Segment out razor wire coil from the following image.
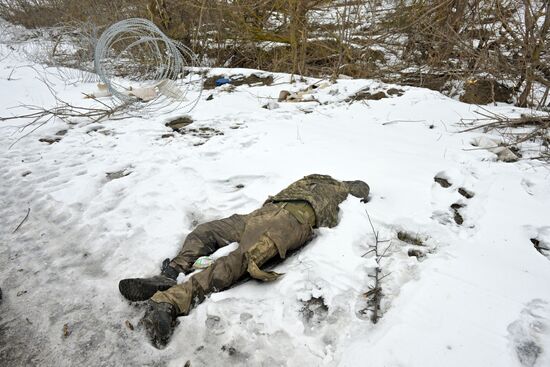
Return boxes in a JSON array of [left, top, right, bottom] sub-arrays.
[[94, 18, 202, 111]]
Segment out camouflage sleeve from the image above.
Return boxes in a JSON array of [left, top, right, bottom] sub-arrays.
[[343, 180, 370, 202]]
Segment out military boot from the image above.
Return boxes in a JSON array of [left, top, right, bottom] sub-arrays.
[[141, 300, 178, 349], [119, 259, 179, 302]]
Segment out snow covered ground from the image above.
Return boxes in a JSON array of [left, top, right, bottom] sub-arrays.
[[1, 38, 550, 367]]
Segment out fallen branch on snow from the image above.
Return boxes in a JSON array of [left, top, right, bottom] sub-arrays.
[[0, 77, 132, 149], [459, 107, 550, 162], [13, 207, 30, 233]]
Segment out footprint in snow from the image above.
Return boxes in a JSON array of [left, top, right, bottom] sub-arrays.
[[397, 230, 433, 261], [432, 172, 476, 226], [300, 295, 329, 332], [528, 227, 550, 261], [507, 299, 550, 367]]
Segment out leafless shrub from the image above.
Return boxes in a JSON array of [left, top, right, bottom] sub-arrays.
[[0, 0, 147, 29], [361, 208, 392, 324], [373, 1, 550, 107]]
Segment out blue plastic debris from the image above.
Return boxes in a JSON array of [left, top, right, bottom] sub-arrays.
[[215, 78, 231, 87]]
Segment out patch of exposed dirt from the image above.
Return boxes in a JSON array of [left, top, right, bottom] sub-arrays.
[[434, 176, 452, 188], [460, 79, 513, 105], [408, 248, 426, 260], [450, 203, 464, 225], [347, 87, 404, 102], [203, 74, 225, 89], [38, 137, 61, 144], [184, 127, 224, 139], [220, 344, 250, 361], [166, 116, 193, 131], [106, 169, 131, 181], [347, 89, 387, 101], [531, 238, 549, 257], [221, 345, 237, 356], [231, 74, 274, 87], [300, 296, 328, 327], [396, 72, 449, 91], [458, 187, 474, 199], [397, 231, 424, 246], [203, 73, 273, 90], [386, 88, 404, 96]]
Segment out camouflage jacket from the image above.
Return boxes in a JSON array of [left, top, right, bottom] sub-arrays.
[[265, 174, 370, 228]]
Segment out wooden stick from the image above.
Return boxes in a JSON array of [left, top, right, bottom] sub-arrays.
[[13, 208, 30, 233]]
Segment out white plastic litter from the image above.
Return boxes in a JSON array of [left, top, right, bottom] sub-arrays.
[[83, 83, 112, 99], [471, 136, 519, 162]]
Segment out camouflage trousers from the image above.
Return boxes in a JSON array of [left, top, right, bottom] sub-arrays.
[[151, 202, 315, 315]]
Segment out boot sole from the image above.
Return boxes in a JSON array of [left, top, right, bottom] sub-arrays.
[[119, 278, 175, 302]]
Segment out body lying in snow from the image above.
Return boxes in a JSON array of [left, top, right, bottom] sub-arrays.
[[118, 174, 370, 348]]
